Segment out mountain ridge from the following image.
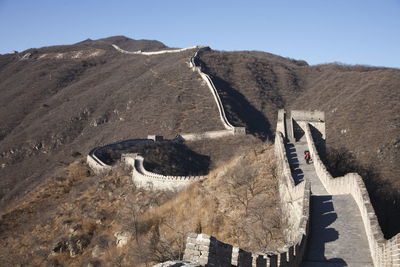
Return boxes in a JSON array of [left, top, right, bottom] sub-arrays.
[[0, 36, 399, 239]]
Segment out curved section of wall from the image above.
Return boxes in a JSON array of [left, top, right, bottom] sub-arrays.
[[122, 154, 204, 191], [303, 123, 400, 267], [87, 147, 112, 174], [111, 43, 245, 134]]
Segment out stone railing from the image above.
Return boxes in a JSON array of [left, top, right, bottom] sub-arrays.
[[303, 122, 400, 267], [183, 131, 311, 266], [111, 44, 203, 55], [274, 132, 311, 245], [122, 154, 204, 191]]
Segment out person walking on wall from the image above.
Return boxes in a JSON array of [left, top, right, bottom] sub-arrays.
[[304, 150, 312, 164]]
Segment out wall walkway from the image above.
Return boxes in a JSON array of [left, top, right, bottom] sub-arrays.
[[290, 136, 373, 266], [302, 122, 400, 267], [89, 42, 400, 266]]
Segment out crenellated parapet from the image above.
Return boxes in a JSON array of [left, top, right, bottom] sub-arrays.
[[122, 153, 204, 191], [303, 122, 400, 267]]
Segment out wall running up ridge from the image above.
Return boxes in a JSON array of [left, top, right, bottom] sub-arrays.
[[87, 45, 246, 179], [112, 44, 203, 55], [302, 122, 400, 267], [189, 47, 245, 135]]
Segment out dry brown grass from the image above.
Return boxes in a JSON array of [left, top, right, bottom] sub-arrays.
[[0, 142, 282, 266], [128, 142, 284, 264]]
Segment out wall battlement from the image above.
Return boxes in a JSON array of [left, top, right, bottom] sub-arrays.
[[302, 122, 400, 267], [182, 115, 311, 266], [122, 154, 204, 190]]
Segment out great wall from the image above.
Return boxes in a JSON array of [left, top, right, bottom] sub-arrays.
[[86, 45, 400, 266]]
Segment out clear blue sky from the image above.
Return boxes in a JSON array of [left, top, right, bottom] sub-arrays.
[[1, 0, 399, 68]]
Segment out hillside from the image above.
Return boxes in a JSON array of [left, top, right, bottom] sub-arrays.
[[0, 142, 282, 266], [199, 50, 400, 237], [0, 37, 222, 211], [0, 35, 399, 267]]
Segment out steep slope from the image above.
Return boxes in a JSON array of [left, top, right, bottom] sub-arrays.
[[0, 141, 282, 266], [198, 50, 307, 140], [0, 36, 222, 211], [199, 50, 400, 237]]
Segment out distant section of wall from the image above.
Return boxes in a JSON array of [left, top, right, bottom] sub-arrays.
[[291, 110, 324, 122], [111, 43, 246, 136], [86, 45, 246, 189], [303, 122, 400, 267], [122, 154, 204, 191], [112, 44, 204, 55], [180, 130, 235, 141], [190, 47, 246, 135]]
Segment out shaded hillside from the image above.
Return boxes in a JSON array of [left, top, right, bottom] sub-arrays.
[[105, 142, 211, 176], [0, 36, 222, 211], [292, 64, 400, 238], [199, 50, 400, 237], [198, 50, 307, 140]]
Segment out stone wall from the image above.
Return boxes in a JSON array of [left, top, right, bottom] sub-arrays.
[[291, 110, 325, 139], [180, 130, 235, 141], [190, 47, 245, 135], [112, 44, 204, 55], [122, 154, 204, 191], [276, 109, 286, 136], [183, 230, 307, 267], [303, 122, 400, 267], [275, 132, 311, 244], [280, 109, 325, 141], [181, 130, 311, 267], [87, 148, 112, 174]]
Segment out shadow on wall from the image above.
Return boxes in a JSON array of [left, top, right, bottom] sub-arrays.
[[285, 143, 304, 185], [309, 124, 326, 157], [208, 75, 272, 141], [100, 141, 211, 176], [305, 195, 347, 266], [312, 128, 400, 239]]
